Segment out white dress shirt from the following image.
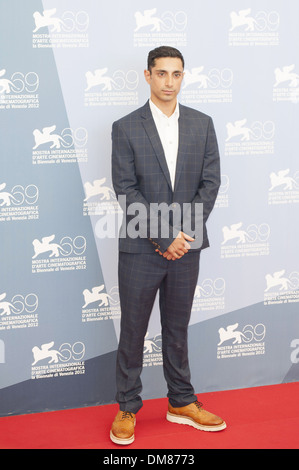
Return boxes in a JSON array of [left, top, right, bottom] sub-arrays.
[[149, 99, 179, 190]]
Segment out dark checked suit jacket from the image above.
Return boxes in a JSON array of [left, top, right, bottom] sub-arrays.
[[111, 100, 220, 254]]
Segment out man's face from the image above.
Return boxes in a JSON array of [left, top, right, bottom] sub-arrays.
[[144, 57, 184, 108]]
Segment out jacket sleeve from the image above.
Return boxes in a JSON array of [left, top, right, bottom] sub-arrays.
[[182, 117, 221, 249]]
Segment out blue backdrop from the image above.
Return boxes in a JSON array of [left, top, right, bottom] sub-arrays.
[[0, 0, 298, 416]]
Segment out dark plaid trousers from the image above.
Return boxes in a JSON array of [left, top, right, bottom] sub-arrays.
[[116, 250, 200, 413]]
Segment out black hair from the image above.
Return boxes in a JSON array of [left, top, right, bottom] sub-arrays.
[[147, 46, 184, 71]]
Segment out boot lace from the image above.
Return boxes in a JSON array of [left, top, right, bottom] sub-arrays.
[[194, 400, 203, 410], [121, 411, 134, 420]]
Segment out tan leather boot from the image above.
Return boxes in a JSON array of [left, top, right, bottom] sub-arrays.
[[167, 400, 226, 432], [110, 410, 136, 445]]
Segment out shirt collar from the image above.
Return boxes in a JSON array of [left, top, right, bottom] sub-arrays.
[[149, 99, 180, 120]]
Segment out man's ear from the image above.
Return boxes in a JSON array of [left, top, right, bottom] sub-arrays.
[[144, 69, 151, 84]]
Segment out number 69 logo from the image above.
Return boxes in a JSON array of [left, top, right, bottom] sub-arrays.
[[10, 72, 39, 93]]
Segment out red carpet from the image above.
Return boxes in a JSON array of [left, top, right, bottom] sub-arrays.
[[1, 382, 298, 449]]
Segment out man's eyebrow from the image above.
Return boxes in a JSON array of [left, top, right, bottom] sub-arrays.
[[155, 69, 183, 73]]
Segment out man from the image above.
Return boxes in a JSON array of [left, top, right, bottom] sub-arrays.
[[110, 46, 226, 445]]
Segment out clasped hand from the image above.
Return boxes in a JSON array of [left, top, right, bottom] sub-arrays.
[[155, 231, 194, 260]]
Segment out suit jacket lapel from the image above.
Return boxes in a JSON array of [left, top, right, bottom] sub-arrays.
[[141, 101, 172, 190], [174, 105, 189, 192]]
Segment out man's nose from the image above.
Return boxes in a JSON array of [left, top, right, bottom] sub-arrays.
[[165, 74, 173, 87]]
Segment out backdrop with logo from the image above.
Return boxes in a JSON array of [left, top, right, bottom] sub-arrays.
[[0, 0, 298, 416]]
